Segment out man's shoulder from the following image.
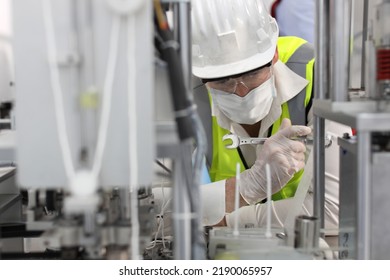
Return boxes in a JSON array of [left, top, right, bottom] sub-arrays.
[[277, 36, 314, 64]]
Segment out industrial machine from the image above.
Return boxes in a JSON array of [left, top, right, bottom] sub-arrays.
[[313, 0, 390, 259], [0, 0, 204, 260]]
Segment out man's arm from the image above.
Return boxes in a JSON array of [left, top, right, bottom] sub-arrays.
[[212, 177, 249, 226], [225, 177, 249, 212]]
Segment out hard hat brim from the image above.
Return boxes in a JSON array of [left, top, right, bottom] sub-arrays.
[[193, 36, 277, 79]]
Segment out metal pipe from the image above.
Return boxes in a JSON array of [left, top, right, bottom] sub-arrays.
[[357, 131, 371, 259], [315, 0, 329, 100], [313, 118, 325, 232], [174, 1, 206, 259], [173, 142, 193, 260], [173, 2, 192, 92], [361, 0, 369, 90], [330, 0, 352, 102], [314, 0, 329, 234]]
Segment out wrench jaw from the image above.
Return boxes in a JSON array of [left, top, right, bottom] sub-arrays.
[[222, 134, 239, 149]]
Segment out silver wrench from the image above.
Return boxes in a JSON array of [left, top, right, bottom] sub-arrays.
[[222, 133, 314, 149], [222, 134, 268, 149]]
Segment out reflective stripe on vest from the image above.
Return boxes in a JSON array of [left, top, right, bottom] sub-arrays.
[[209, 36, 314, 202]]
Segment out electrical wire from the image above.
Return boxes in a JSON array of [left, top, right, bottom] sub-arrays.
[[153, 0, 169, 30], [91, 16, 121, 178], [148, 159, 172, 251], [148, 201, 172, 250], [155, 159, 172, 174]]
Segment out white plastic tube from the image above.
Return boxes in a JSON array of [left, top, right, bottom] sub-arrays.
[[265, 163, 272, 238], [233, 162, 240, 236]]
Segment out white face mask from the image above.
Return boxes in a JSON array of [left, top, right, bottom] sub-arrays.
[[209, 75, 276, 125]]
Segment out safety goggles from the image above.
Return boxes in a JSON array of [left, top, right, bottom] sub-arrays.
[[203, 62, 272, 94]]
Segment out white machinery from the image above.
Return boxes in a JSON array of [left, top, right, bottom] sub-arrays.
[[4, 0, 156, 259], [0, 0, 208, 260]]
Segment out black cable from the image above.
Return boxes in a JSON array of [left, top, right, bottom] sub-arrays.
[[154, 22, 196, 141]]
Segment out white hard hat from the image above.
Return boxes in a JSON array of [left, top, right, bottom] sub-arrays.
[[191, 0, 279, 79]]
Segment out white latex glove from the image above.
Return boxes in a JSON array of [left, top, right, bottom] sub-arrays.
[[240, 118, 311, 204]]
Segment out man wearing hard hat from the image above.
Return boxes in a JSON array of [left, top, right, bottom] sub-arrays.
[[193, 0, 341, 235]]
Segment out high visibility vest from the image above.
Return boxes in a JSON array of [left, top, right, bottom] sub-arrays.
[[208, 36, 315, 202]]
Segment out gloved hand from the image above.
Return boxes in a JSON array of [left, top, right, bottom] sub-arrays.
[[240, 118, 311, 204]]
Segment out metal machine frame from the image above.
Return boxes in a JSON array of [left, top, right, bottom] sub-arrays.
[[314, 0, 390, 259]]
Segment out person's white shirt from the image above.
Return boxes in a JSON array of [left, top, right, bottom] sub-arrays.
[[273, 0, 315, 44]]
